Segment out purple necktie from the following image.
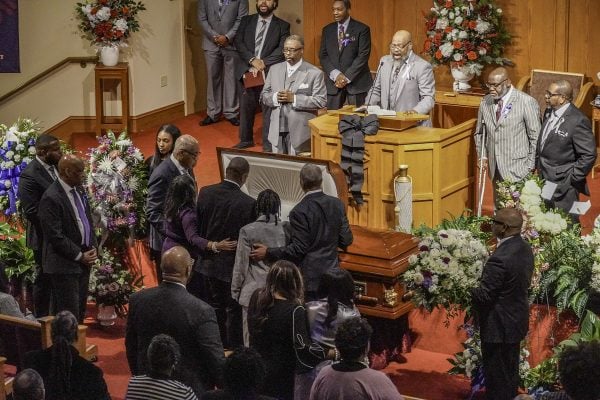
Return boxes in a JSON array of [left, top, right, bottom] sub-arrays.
[[71, 188, 91, 247], [495, 99, 503, 121]]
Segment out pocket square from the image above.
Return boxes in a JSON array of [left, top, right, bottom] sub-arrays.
[[298, 83, 309, 89]]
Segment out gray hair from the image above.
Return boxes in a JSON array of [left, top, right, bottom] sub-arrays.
[[285, 34, 304, 47], [173, 134, 199, 153]]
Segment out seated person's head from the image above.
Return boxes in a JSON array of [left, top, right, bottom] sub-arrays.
[[335, 317, 373, 362], [558, 340, 600, 400], [224, 347, 266, 395], [147, 334, 180, 378], [317, 269, 355, 326], [52, 310, 78, 346], [265, 260, 304, 303], [13, 369, 45, 400]]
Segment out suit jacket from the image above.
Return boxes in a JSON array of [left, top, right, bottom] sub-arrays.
[[38, 181, 96, 275], [475, 88, 541, 181], [233, 13, 290, 80], [146, 158, 190, 252], [197, 0, 248, 51], [536, 103, 597, 197], [267, 191, 353, 291], [367, 53, 435, 115], [126, 282, 225, 396], [318, 18, 372, 95], [17, 158, 54, 251], [196, 180, 257, 282], [471, 235, 534, 343], [261, 60, 327, 148]]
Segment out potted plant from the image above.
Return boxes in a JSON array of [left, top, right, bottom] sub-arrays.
[[0, 222, 36, 307]]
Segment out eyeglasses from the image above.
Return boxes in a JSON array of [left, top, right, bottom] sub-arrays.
[[485, 78, 508, 89], [544, 91, 562, 98], [390, 41, 411, 50], [183, 149, 199, 158], [283, 47, 303, 53]]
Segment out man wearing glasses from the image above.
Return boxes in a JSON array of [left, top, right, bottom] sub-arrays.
[[475, 67, 541, 206], [260, 34, 326, 154], [471, 208, 533, 400], [536, 80, 596, 222], [364, 30, 435, 126]]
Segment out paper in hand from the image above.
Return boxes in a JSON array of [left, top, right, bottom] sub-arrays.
[[541, 181, 557, 200], [568, 200, 591, 215]]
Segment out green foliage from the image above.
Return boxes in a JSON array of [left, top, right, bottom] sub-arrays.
[[413, 210, 492, 243], [0, 222, 36, 284]]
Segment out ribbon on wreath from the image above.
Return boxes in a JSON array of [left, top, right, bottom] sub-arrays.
[[338, 114, 379, 205]]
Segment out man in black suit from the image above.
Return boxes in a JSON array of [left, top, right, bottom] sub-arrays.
[[471, 208, 534, 400], [38, 155, 97, 322], [146, 134, 199, 283], [18, 134, 62, 317], [196, 157, 256, 348], [251, 163, 353, 300], [232, 0, 290, 151], [126, 246, 225, 397], [319, 0, 372, 110], [536, 80, 597, 223]]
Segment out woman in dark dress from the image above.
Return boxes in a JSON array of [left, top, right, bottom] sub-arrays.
[[144, 124, 181, 177], [248, 261, 335, 400]]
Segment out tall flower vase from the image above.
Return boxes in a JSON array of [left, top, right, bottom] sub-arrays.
[[97, 304, 117, 326], [99, 46, 120, 67], [450, 66, 475, 92]]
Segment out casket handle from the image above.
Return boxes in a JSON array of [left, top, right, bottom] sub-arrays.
[[402, 291, 414, 302], [355, 294, 379, 306]]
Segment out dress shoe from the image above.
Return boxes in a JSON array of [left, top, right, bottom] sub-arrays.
[[232, 141, 254, 149], [226, 117, 240, 126], [200, 116, 217, 126]]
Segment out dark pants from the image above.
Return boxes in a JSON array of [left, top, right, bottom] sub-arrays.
[[238, 81, 272, 151], [32, 249, 52, 317], [50, 271, 90, 323], [481, 341, 520, 400], [326, 90, 367, 110], [150, 248, 163, 283], [202, 275, 242, 349]]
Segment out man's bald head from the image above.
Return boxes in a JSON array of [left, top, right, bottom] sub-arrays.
[[392, 30, 411, 43], [493, 208, 523, 237], [486, 67, 511, 99], [488, 67, 509, 81], [300, 164, 323, 192], [225, 157, 250, 185], [390, 30, 413, 60], [57, 154, 85, 187], [161, 246, 193, 284]]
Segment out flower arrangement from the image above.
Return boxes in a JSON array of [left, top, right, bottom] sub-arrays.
[[423, 0, 511, 76], [75, 0, 146, 47], [0, 222, 36, 285], [88, 251, 142, 314], [87, 130, 148, 245], [404, 227, 489, 321], [0, 118, 40, 215]]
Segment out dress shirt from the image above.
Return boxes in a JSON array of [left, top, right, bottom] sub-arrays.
[[170, 154, 190, 176], [329, 17, 352, 83], [303, 188, 323, 198], [223, 178, 241, 188], [36, 156, 57, 179], [254, 14, 273, 59], [271, 60, 303, 107], [540, 102, 569, 149], [496, 85, 514, 119], [57, 177, 85, 260], [496, 234, 517, 247]]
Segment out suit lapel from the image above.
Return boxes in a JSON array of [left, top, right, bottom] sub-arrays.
[[248, 15, 259, 53], [288, 63, 307, 92], [33, 159, 54, 185], [56, 183, 79, 229]]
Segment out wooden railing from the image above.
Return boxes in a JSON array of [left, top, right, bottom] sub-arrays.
[[0, 56, 98, 105]]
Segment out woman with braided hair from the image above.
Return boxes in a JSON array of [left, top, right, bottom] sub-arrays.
[[231, 189, 290, 346], [24, 310, 110, 400]]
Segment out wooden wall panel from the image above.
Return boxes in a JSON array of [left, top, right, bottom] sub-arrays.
[[304, 0, 600, 90]]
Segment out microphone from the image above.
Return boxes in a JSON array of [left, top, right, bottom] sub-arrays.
[[362, 61, 384, 114]]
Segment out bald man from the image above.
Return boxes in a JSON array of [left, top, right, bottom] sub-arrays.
[[471, 208, 534, 400], [476, 67, 541, 205], [366, 30, 435, 125], [126, 246, 225, 397], [38, 154, 97, 322]]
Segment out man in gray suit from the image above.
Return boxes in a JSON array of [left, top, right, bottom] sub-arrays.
[[476, 67, 541, 205], [260, 34, 327, 154], [198, 0, 248, 126], [366, 30, 435, 126]]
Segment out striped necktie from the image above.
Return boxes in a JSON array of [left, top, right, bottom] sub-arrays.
[[338, 24, 345, 51], [255, 20, 267, 57]]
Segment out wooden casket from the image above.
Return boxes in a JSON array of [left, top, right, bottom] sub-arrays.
[[217, 148, 418, 319]]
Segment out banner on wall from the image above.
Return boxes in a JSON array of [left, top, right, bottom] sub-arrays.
[[0, 0, 20, 73]]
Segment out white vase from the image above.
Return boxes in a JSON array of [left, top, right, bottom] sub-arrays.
[[97, 304, 117, 326], [99, 46, 120, 67], [450, 66, 475, 92]]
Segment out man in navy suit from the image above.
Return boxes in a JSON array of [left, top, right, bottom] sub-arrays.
[[471, 208, 534, 400], [232, 0, 290, 151], [18, 134, 62, 317], [536, 80, 597, 223], [38, 155, 97, 322], [319, 0, 372, 110]]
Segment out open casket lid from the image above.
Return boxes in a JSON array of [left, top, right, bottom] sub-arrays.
[[216, 148, 349, 221]]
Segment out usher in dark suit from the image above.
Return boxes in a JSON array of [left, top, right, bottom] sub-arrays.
[[267, 191, 353, 295], [536, 103, 597, 221], [471, 235, 533, 400], [196, 180, 256, 348], [233, 13, 290, 150], [17, 158, 54, 316], [38, 180, 96, 322], [126, 282, 225, 397], [319, 17, 372, 109]]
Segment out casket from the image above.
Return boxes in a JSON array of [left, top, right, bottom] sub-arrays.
[[217, 148, 418, 319]]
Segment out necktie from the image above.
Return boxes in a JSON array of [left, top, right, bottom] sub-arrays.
[[540, 112, 558, 149], [48, 166, 57, 180], [392, 65, 401, 84], [338, 24, 345, 51], [71, 188, 91, 247], [255, 20, 267, 57], [495, 99, 503, 121]]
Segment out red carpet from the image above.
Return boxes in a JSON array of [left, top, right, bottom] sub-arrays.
[[73, 111, 599, 400]]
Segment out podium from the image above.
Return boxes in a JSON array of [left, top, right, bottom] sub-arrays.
[[310, 107, 478, 229]]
